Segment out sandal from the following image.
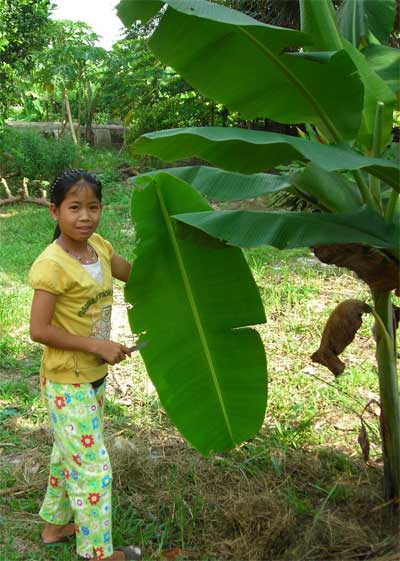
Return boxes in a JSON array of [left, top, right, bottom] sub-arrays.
[[115, 545, 142, 560], [42, 522, 76, 545]]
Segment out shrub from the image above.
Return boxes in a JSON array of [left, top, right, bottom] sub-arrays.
[[0, 127, 80, 180]]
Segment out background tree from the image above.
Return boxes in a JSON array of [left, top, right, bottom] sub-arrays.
[[99, 38, 228, 143], [31, 20, 107, 143], [0, 0, 51, 121]]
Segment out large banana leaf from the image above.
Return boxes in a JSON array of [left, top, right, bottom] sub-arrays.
[[362, 45, 400, 97], [125, 172, 267, 455], [117, 0, 363, 141], [174, 206, 399, 249], [337, 0, 397, 46], [129, 166, 291, 201], [134, 127, 400, 190]]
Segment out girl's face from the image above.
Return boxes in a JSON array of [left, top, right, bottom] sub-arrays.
[[50, 183, 102, 243]]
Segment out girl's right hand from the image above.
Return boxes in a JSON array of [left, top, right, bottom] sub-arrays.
[[92, 340, 131, 365]]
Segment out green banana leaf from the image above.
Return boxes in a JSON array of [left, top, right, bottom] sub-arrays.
[[337, 0, 397, 46], [283, 45, 395, 151], [299, 0, 342, 52], [362, 45, 400, 97], [341, 39, 395, 151], [129, 166, 291, 201], [290, 162, 364, 213], [125, 172, 267, 455], [134, 127, 400, 190], [174, 206, 399, 249], [117, 0, 363, 141], [300, 0, 396, 149]]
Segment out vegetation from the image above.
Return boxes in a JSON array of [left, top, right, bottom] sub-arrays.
[[0, 0, 52, 120], [0, 0, 399, 558], [0, 148, 398, 559], [117, 0, 400, 508]]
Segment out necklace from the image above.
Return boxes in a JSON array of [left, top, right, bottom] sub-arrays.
[[57, 240, 97, 264]]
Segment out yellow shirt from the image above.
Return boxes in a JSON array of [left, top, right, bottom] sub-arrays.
[[28, 233, 114, 384]]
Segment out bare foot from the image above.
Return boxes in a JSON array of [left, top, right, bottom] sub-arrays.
[[41, 521, 77, 544]]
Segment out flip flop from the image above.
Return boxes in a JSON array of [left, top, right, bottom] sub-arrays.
[[115, 545, 142, 560]]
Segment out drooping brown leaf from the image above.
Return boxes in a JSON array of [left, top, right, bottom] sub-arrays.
[[358, 422, 370, 462], [313, 244, 400, 295], [311, 299, 371, 375]]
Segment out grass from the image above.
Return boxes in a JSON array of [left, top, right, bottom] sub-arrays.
[[0, 148, 399, 561]]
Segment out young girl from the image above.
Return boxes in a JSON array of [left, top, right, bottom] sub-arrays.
[[29, 169, 142, 561]]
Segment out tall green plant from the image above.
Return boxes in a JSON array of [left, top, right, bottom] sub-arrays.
[[118, 0, 400, 506]]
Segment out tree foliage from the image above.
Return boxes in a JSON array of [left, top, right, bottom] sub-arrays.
[[0, 0, 51, 119]]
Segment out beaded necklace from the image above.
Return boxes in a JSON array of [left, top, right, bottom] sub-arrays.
[[56, 240, 97, 264]]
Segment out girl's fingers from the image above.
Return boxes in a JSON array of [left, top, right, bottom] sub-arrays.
[[121, 344, 131, 356]]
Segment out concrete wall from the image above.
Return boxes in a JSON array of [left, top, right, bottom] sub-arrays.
[[5, 121, 127, 148]]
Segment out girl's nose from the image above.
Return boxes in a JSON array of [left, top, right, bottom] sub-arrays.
[[79, 209, 91, 220]]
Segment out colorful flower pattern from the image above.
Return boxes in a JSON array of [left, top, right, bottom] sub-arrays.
[[39, 379, 114, 559]]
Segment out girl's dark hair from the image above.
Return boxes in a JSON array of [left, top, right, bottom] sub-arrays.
[[50, 168, 102, 241]]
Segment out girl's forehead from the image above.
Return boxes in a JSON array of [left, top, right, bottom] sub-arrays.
[[64, 182, 99, 201]]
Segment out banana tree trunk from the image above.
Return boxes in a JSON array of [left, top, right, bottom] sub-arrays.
[[372, 290, 400, 510]]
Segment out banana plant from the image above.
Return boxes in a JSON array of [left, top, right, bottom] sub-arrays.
[[117, 0, 400, 506]]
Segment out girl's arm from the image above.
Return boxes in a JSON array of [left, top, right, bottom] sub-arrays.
[[30, 289, 130, 365], [111, 254, 132, 282]]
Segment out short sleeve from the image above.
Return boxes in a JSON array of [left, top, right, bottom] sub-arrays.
[[102, 237, 114, 260], [28, 259, 66, 295], [91, 233, 114, 260]]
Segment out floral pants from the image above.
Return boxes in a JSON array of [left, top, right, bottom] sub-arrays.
[[40, 377, 114, 559]]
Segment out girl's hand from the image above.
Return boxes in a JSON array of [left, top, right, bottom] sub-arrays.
[[93, 340, 132, 365]]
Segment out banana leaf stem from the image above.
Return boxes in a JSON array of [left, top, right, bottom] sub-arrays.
[[385, 190, 400, 222], [352, 169, 377, 209], [369, 102, 385, 212], [371, 291, 400, 510]]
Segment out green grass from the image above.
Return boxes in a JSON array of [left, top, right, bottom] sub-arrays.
[[0, 147, 398, 561]]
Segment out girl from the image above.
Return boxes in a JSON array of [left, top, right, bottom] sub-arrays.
[[29, 169, 142, 561]]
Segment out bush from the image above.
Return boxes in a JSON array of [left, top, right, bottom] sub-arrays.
[[0, 127, 80, 180]]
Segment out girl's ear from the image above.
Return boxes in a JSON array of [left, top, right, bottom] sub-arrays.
[[49, 203, 58, 220]]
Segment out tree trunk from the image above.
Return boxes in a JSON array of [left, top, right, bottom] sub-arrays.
[[62, 84, 78, 145], [76, 87, 81, 142], [372, 290, 400, 511], [85, 85, 99, 146]]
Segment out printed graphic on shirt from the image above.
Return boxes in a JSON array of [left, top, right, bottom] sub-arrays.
[[92, 305, 112, 340], [78, 289, 113, 317]]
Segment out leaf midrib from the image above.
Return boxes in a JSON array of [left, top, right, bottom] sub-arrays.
[[238, 25, 342, 143], [155, 181, 236, 446]]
